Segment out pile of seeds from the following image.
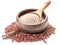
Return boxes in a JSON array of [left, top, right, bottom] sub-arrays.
[[2, 22, 55, 43]]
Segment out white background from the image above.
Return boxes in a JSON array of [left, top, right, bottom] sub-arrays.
[[0, 0, 60, 45]]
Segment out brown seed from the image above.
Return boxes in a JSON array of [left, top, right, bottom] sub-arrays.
[[2, 22, 55, 43]]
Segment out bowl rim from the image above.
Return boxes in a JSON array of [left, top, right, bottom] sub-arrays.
[[16, 9, 48, 26]]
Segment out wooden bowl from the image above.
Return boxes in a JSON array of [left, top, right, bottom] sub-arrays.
[[16, 9, 48, 33]]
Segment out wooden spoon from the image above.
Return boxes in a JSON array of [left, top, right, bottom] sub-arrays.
[[29, 0, 51, 22]]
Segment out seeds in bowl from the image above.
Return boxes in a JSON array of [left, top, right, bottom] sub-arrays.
[[19, 13, 43, 25]]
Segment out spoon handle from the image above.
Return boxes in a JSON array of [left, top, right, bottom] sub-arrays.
[[40, 0, 51, 11], [36, 0, 51, 14]]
